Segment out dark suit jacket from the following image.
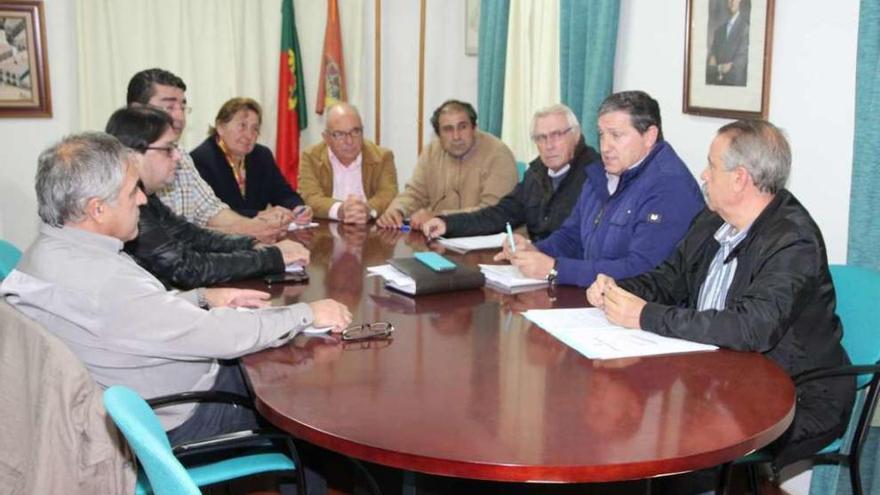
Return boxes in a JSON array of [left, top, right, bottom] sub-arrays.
[[191, 138, 304, 217], [442, 137, 599, 241], [706, 13, 749, 86]]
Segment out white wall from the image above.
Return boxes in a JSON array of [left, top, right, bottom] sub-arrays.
[[0, 0, 77, 248], [379, 0, 478, 183], [615, 0, 859, 263]]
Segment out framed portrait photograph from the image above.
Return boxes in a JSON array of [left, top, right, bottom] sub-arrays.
[[683, 0, 774, 119], [0, 0, 51, 118]]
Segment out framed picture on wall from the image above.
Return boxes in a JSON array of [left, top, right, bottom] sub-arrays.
[[0, 0, 51, 118], [683, 0, 774, 119]]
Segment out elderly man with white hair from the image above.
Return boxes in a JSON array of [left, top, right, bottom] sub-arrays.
[[421, 104, 599, 242]]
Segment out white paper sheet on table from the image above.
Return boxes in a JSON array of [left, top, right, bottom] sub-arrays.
[[285, 263, 305, 273], [521, 307, 717, 360], [435, 233, 505, 253], [288, 222, 319, 231], [366, 264, 416, 295], [479, 264, 547, 292]]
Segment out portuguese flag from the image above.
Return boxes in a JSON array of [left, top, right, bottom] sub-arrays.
[[275, 0, 308, 188]]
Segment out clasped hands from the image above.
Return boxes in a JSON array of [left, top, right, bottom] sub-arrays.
[[586, 274, 645, 329], [249, 205, 313, 243]]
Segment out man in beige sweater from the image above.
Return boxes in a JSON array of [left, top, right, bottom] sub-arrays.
[[377, 100, 518, 229]]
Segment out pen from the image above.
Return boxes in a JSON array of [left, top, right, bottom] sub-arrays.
[[506, 222, 516, 254]]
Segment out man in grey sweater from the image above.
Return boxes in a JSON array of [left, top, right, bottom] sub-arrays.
[[1, 132, 352, 443]]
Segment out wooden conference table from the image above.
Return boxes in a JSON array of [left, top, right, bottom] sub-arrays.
[[240, 220, 795, 484]]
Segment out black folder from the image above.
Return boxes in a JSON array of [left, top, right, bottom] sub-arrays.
[[386, 257, 486, 296]]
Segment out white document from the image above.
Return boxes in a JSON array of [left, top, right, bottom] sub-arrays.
[[435, 233, 506, 253], [285, 263, 305, 274], [288, 222, 319, 231], [479, 264, 547, 292], [366, 264, 416, 295], [522, 308, 718, 360]]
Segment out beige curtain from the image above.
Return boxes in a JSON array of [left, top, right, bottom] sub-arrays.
[[75, 0, 366, 153], [500, 0, 561, 163]]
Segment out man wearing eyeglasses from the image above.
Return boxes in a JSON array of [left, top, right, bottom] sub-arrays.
[[376, 99, 518, 230], [495, 91, 704, 288], [126, 68, 289, 243], [421, 104, 599, 242], [298, 103, 399, 224]]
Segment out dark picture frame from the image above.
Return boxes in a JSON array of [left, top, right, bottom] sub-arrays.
[[0, 0, 51, 118], [683, 0, 774, 119]]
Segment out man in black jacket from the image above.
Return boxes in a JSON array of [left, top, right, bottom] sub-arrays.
[[421, 104, 599, 241], [588, 120, 854, 490], [106, 106, 308, 289]]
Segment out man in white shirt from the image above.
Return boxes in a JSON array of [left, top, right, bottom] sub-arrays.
[[1, 132, 352, 443]]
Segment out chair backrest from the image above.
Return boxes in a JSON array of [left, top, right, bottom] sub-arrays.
[[830, 264, 880, 388], [0, 239, 21, 279], [516, 161, 527, 182], [103, 385, 200, 495]]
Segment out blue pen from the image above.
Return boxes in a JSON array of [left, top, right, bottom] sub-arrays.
[[505, 222, 516, 254]]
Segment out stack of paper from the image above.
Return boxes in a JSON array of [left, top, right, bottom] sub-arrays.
[[479, 264, 547, 293], [366, 264, 416, 295], [435, 233, 505, 253], [522, 308, 718, 360]]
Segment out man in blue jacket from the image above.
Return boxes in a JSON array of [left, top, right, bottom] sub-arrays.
[[496, 90, 704, 287]]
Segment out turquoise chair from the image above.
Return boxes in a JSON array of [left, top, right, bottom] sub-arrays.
[[103, 385, 303, 495], [717, 264, 880, 495], [516, 161, 528, 182], [0, 240, 21, 279]]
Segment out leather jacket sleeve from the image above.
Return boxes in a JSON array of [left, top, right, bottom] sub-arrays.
[[125, 195, 285, 290]]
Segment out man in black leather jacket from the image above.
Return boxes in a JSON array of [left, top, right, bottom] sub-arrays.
[[589, 120, 854, 487], [106, 106, 308, 289], [421, 104, 599, 242]]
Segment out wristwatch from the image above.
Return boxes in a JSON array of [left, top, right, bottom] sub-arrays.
[[546, 259, 559, 286]]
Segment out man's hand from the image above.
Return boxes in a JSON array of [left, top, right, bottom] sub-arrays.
[[274, 239, 310, 266], [291, 205, 313, 225], [339, 195, 369, 224], [376, 208, 405, 229], [242, 217, 287, 243], [602, 284, 646, 329], [586, 274, 616, 309], [492, 233, 536, 262], [204, 288, 271, 309], [409, 209, 433, 230], [509, 250, 555, 279], [257, 205, 295, 227], [421, 217, 447, 240], [308, 299, 353, 332]]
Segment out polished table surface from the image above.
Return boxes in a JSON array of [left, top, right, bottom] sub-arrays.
[[240, 221, 795, 483]]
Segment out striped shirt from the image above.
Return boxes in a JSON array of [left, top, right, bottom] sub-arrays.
[[697, 222, 750, 311]]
